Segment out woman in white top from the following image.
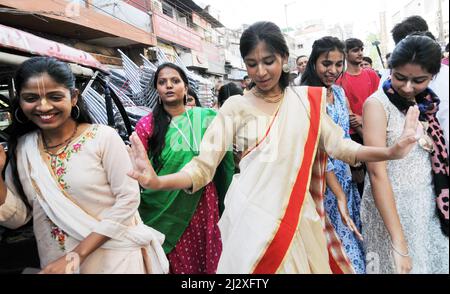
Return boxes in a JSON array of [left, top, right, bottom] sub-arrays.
[[362, 34, 449, 274]]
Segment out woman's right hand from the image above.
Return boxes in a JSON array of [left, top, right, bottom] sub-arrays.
[[127, 132, 160, 190], [391, 241, 413, 274], [392, 251, 413, 274]]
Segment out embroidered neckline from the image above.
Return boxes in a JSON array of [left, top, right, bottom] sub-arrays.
[[46, 125, 99, 190]]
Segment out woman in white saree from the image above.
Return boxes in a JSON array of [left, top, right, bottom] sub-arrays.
[[0, 57, 168, 274], [127, 22, 421, 274]]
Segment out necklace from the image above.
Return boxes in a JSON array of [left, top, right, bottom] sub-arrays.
[[170, 113, 199, 154], [43, 124, 79, 156], [252, 88, 284, 104]]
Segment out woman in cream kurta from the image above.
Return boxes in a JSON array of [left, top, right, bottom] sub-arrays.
[[0, 125, 165, 273]]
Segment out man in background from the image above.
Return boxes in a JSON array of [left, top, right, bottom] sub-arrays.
[[241, 75, 252, 91], [337, 38, 380, 194], [293, 55, 308, 86]]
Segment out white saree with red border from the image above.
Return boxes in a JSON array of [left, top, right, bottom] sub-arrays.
[[217, 86, 355, 274]]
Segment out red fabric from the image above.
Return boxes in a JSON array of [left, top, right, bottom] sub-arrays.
[[328, 252, 345, 274], [336, 68, 380, 116], [134, 113, 153, 151], [167, 183, 222, 274], [252, 87, 323, 274]]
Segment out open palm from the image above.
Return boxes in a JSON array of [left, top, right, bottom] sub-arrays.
[[127, 133, 159, 189], [391, 105, 420, 159]]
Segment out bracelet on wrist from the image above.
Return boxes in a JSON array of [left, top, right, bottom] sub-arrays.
[[390, 240, 410, 257]]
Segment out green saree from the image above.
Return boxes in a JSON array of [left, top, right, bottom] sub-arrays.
[[138, 107, 234, 254]]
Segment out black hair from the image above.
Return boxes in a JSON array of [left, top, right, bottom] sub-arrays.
[[301, 36, 346, 87], [446, 43, 449, 52], [240, 21, 290, 91], [389, 33, 442, 76], [187, 88, 201, 107], [345, 38, 364, 52], [391, 15, 430, 45], [218, 83, 243, 107], [149, 63, 189, 172], [362, 56, 373, 65], [8, 57, 92, 210], [243, 75, 249, 80], [296, 55, 308, 63]]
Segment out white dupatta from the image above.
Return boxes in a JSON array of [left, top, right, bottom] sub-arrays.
[[19, 132, 169, 274]]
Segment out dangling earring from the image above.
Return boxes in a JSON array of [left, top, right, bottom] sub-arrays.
[[282, 64, 290, 73], [158, 96, 162, 105], [14, 108, 28, 124], [71, 105, 80, 120]]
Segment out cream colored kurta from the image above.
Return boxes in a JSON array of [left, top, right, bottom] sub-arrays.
[[181, 87, 361, 274], [0, 125, 148, 273]]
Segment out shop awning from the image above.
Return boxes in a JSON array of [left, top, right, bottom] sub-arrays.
[[0, 23, 107, 72]]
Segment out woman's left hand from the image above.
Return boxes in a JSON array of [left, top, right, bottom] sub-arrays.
[[337, 198, 363, 241], [39, 253, 82, 274], [389, 105, 420, 159]]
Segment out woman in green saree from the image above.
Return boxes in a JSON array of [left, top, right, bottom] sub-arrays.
[[134, 63, 234, 274]]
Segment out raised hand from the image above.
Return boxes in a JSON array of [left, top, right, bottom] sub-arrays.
[[390, 105, 420, 160], [127, 132, 160, 190]]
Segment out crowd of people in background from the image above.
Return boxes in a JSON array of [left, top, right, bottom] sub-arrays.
[[0, 14, 448, 275]]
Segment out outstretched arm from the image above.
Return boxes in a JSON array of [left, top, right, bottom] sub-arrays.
[[356, 105, 420, 162], [320, 104, 420, 165], [128, 103, 235, 192]]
